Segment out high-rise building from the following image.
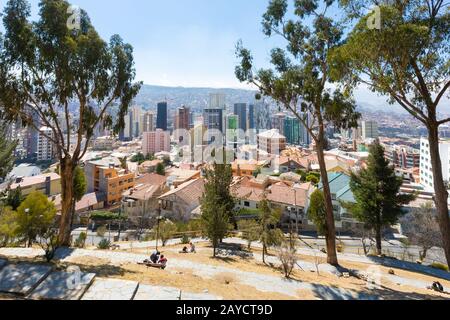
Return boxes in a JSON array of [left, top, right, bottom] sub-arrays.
[[419, 137, 450, 191], [226, 114, 239, 150], [271, 113, 286, 136], [37, 126, 54, 161], [130, 106, 142, 137], [157, 102, 168, 131], [175, 106, 191, 130], [234, 103, 247, 132], [141, 111, 155, 133], [209, 93, 226, 110], [359, 121, 379, 140], [142, 129, 171, 156], [255, 102, 271, 131], [284, 113, 311, 147], [203, 108, 223, 144], [248, 104, 255, 130]]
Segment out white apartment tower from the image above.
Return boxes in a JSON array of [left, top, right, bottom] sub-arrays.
[[37, 126, 54, 161], [419, 137, 450, 191]]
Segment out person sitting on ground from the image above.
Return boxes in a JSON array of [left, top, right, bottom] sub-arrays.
[[189, 242, 196, 253], [181, 246, 188, 253], [148, 250, 160, 264], [158, 255, 168, 269]]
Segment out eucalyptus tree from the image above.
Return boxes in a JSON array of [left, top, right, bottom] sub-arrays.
[[331, 0, 450, 267], [235, 0, 360, 265], [0, 0, 141, 245]]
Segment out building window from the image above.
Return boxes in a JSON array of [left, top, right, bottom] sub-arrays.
[[244, 201, 250, 207]]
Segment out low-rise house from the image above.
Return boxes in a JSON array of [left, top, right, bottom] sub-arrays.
[[6, 164, 41, 181], [6, 172, 61, 197], [121, 174, 168, 227], [52, 192, 105, 217], [138, 160, 164, 174], [158, 178, 205, 222], [165, 168, 201, 187]]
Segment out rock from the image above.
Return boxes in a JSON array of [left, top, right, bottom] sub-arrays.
[[388, 269, 395, 275]]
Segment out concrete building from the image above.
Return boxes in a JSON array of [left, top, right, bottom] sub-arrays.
[[359, 121, 379, 140], [175, 106, 191, 130], [37, 126, 54, 162], [84, 157, 135, 207], [384, 144, 420, 169], [209, 93, 226, 110], [420, 137, 450, 191], [203, 108, 223, 143], [8, 172, 61, 197], [257, 129, 286, 157], [141, 111, 155, 133], [142, 129, 171, 156], [271, 113, 286, 136], [234, 103, 247, 132]]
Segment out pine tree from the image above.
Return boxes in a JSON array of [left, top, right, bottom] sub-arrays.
[[346, 142, 416, 255], [0, 123, 17, 180]]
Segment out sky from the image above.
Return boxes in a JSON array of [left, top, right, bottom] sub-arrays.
[[1, 0, 441, 112]]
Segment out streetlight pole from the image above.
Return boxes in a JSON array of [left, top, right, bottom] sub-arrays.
[[155, 200, 162, 251]]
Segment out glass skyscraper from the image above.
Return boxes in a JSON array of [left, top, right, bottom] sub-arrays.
[[156, 102, 168, 131]]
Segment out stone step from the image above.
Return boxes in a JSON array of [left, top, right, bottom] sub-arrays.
[[29, 270, 96, 300], [0, 259, 7, 270], [0, 263, 52, 296], [81, 278, 139, 300]]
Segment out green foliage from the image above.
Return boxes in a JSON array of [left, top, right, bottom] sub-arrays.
[[345, 142, 416, 254], [258, 197, 283, 263], [0, 0, 141, 244], [308, 189, 328, 236], [90, 211, 125, 221], [97, 238, 111, 250], [306, 173, 320, 185], [430, 262, 449, 272], [295, 169, 307, 182], [73, 232, 87, 248], [131, 152, 155, 164], [4, 187, 25, 211], [181, 234, 190, 245], [238, 219, 260, 249], [0, 206, 19, 247], [73, 166, 87, 202], [235, 0, 362, 265], [201, 160, 235, 256], [16, 191, 57, 246], [155, 220, 177, 247], [0, 123, 17, 179], [156, 162, 165, 176], [37, 228, 59, 262]]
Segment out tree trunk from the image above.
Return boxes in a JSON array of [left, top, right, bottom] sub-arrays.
[[58, 158, 76, 246], [375, 226, 382, 256], [316, 142, 339, 266], [262, 243, 266, 264], [428, 124, 450, 269]]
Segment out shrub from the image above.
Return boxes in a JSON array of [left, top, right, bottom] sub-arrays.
[[74, 232, 87, 248], [96, 225, 107, 238], [430, 262, 449, 272], [97, 238, 111, 250], [181, 234, 190, 244]]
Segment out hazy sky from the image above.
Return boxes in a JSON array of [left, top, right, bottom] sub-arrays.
[[1, 0, 447, 113]]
